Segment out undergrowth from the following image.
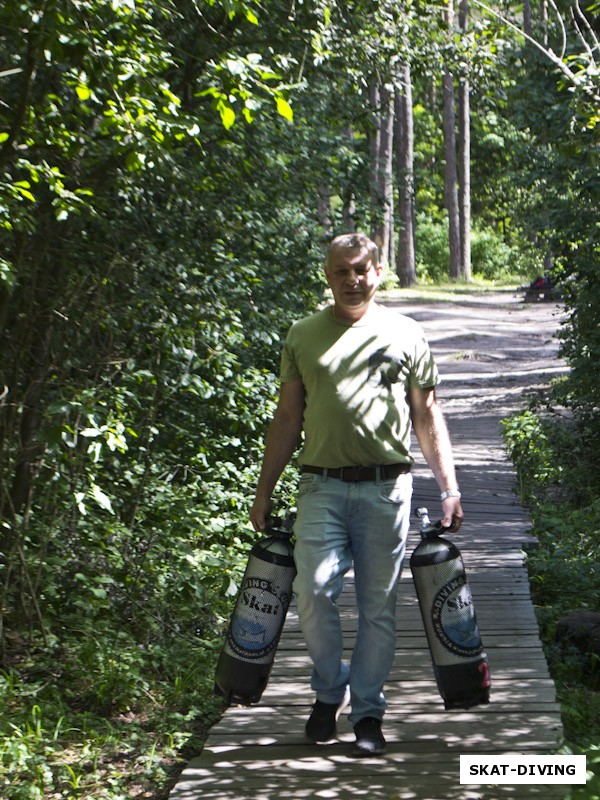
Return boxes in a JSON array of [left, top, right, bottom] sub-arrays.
[[502, 392, 600, 799], [0, 643, 226, 799]]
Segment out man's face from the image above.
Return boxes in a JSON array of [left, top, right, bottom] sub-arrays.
[[325, 246, 382, 323]]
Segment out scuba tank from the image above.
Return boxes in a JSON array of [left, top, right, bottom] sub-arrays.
[[214, 516, 296, 706], [410, 507, 491, 709]]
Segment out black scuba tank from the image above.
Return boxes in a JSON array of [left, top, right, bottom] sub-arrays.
[[410, 507, 491, 710], [214, 517, 296, 706]]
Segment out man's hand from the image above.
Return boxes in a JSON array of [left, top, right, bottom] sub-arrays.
[[442, 496, 464, 532], [250, 495, 273, 532]]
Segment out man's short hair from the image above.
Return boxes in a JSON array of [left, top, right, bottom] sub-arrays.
[[327, 233, 379, 267]]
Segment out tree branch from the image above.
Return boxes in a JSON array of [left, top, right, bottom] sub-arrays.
[[471, 0, 600, 103]]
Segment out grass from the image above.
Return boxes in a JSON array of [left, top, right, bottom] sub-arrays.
[[376, 271, 531, 300], [0, 639, 227, 799]]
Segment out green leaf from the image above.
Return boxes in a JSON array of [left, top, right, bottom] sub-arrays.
[[275, 97, 293, 122], [80, 427, 103, 438], [218, 102, 236, 130], [90, 484, 115, 515], [15, 185, 36, 202], [76, 84, 92, 101], [74, 492, 87, 515], [126, 151, 146, 171]]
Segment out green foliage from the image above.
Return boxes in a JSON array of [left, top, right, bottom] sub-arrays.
[[556, 266, 600, 461], [471, 228, 512, 280], [414, 216, 449, 281], [563, 741, 600, 800], [502, 402, 600, 755], [526, 500, 600, 621], [501, 39, 600, 462], [0, 2, 326, 796], [415, 216, 535, 282], [0, 659, 224, 799], [471, 227, 537, 279], [378, 262, 400, 291], [501, 410, 562, 500]]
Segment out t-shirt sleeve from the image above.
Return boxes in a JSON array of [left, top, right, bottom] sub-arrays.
[[409, 326, 440, 389], [280, 330, 301, 383]]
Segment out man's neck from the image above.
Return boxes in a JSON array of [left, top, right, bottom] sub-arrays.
[[332, 301, 379, 325]]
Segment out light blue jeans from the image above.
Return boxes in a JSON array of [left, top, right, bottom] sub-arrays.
[[293, 469, 412, 725]]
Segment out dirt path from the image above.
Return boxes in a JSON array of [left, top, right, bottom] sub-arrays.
[[385, 289, 567, 418]]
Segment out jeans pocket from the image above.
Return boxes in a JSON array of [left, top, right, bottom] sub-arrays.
[[297, 473, 320, 498], [378, 474, 412, 504]]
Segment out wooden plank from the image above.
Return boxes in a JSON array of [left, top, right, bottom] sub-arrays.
[[277, 636, 546, 650], [271, 650, 552, 670], [173, 772, 567, 800], [282, 607, 541, 629], [262, 679, 558, 701], [206, 707, 563, 737]]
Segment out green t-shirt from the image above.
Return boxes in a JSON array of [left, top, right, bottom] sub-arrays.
[[280, 304, 440, 468]]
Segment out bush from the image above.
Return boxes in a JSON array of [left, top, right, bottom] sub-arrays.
[[501, 409, 562, 500], [502, 402, 600, 752], [415, 215, 541, 281], [471, 227, 514, 279], [378, 261, 400, 290], [415, 216, 450, 281]]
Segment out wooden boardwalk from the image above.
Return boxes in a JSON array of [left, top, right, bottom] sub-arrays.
[[170, 292, 571, 800]]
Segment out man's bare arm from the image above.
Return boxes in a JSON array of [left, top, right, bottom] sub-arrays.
[[249, 379, 305, 531], [409, 386, 464, 531]]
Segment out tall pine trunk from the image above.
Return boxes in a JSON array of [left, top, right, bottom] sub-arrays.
[[369, 80, 395, 265], [443, 71, 461, 279], [342, 127, 356, 231], [395, 62, 416, 287], [442, 0, 462, 279], [523, 0, 532, 35], [317, 184, 332, 236], [458, 0, 471, 281]]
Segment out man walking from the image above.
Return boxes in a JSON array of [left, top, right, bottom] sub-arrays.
[[250, 233, 463, 756]]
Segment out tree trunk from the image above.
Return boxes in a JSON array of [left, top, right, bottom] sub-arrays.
[[369, 80, 395, 265], [395, 62, 416, 288], [381, 85, 395, 267], [458, 0, 472, 282], [443, 70, 461, 279], [442, 0, 462, 279], [317, 184, 332, 235], [342, 189, 356, 231], [368, 80, 381, 222], [342, 127, 356, 231], [10, 320, 53, 514], [523, 0, 532, 36]]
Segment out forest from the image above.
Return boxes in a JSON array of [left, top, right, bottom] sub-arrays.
[[0, 0, 599, 797]]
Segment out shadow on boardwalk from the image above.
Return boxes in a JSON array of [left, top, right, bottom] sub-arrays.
[[170, 291, 570, 800]]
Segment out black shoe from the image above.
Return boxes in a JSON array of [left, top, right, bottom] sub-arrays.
[[352, 716, 386, 757], [305, 687, 350, 742]]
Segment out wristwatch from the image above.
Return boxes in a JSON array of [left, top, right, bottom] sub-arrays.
[[440, 489, 461, 501]]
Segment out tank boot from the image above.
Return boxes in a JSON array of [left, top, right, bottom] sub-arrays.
[[305, 686, 350, 742], [352, 716, 386, 757]]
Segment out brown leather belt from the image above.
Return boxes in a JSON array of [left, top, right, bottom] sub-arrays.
[[301, 463, 411, 482]]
